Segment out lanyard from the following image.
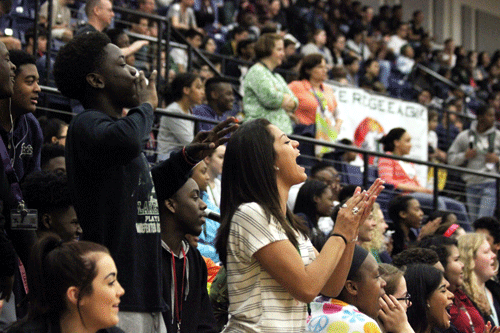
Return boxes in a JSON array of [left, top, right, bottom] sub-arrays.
[[172, 247, 186, 333]]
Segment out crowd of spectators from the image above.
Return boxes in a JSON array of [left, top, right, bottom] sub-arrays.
[[2, 1, 500, 333]]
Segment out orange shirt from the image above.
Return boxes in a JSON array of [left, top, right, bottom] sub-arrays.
[[288, 80, 338, 125]]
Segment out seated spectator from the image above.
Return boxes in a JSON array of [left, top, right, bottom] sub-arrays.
[[21, 171, 81, 242], [293, 179, 333, 250], [361, 203, 391, 263], [204, 144, 225, 208], [409, 10, 426, 42], [458, 233, 500, 326], [168, 0, 204, 34], [427, 210, 466, 239], [305, 246, 386, 333], [200, 36, 217, 55], [224, 38, 255, 93], [346, 26, 371, 61], [356, 203, 378, 248], [126, 15, 151, 73], [435, 102, 461, 152], [438, 38, 457, 69], [195, 0, 221, 32], [242, 33, 298, 135], [392, 247, 444, 271], [38, 117, 68, 146], [387, 22, 409, 56], [300, 29, 333, 70], [40, 143, 66, 173], [378, 264, 414, 333], [360, 59, 386, 93], [137, 0, 156, 15], [157, 73, 204, 161], [106, 28, 149, 67], [474, 217, 500, 258], [405, 264, 455, 333], [418, 235, 487, 333], [193, 77, 235, 132], [6, 234, 125, 333], [283, 38, 297, 61], [388, 195, 441, 257], [76, 0, 115, 35], [0, 50, 43, 180], [379, 128, 468, 218], [190, 160, 221, 263], [344, 56, 360, 86], [25, 25, 48, 59], [170, 28, 204, 73], [428, 109, 447, 164], [39, 0, 74, 42], [395, 44, 415, 75], [220, 26, 249, 57]]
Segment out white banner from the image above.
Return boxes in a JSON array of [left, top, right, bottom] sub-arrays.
[[325, 82, 429, 186]]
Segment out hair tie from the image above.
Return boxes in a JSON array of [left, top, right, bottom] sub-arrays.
[[443, 224, 460, 238]]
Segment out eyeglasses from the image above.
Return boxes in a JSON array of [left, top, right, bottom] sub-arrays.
[[396, 293, 411, 306]]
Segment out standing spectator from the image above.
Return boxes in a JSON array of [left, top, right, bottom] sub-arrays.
[[39, 0, 74, 42], [243, 33, 298, 134], [76, 0, 115, 35], [448, 105, 500, 220], [300, 29, 333, 70], [216, 119, 384, 332], [193, 77, 235, 132], [157, 73, 205, 161], [53, 32, 167, 333], [288, 54, 341, 158]]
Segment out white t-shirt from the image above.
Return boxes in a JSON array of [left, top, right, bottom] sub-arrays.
[[224, 202, 316, 333]]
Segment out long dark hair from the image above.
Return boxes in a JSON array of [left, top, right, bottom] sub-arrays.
[[215, 119, 308, 266], [26, 234, 109, 322], [405, 264, 444, 333], [293, 179, 328, 228], [388, 195, 416, 256], [379, 127, 406, 152]]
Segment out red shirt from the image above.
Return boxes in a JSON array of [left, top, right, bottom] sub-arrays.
[[451, 289, 485, 333]]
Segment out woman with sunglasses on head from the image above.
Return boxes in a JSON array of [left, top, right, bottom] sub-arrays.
[[7, 233, 125, 333], [216, 119, 384, 332]]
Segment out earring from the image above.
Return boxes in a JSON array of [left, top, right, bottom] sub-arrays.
[[275, 166, 280, 171], [427, 303, 430, 308]]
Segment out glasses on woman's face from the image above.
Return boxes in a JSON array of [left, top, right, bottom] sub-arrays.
[[396, 292, 411, 306]]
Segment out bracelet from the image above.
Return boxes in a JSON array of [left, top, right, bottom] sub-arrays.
[[330, 233, 347, 246], [182, 146, 198, 166]]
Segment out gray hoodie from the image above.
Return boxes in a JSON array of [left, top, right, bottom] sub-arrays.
[[447, 120, 500, 184]]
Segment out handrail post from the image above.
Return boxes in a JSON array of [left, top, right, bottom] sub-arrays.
[[156, 18, 163, 105], [433, 165, 439, 211], [363, 153, 369, 189]]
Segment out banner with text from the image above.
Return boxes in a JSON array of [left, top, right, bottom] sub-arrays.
[[326, 81, 429, 186]]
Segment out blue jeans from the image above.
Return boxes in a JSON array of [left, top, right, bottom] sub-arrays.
[[466, 181, 497, 221]]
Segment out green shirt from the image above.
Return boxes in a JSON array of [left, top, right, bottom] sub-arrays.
[[243, 63, 298, 134]]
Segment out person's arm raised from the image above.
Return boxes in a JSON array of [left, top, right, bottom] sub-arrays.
[[254, 180, 384, 303]]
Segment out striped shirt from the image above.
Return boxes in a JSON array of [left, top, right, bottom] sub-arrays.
[[223, 202, 316, 333]]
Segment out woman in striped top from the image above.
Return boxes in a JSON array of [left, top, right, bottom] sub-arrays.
[[216, 118, 384, 332]]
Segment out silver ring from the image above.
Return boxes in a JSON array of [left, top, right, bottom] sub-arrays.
[[352, 207, 360, 215], [341, 203, 348, 208]]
